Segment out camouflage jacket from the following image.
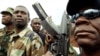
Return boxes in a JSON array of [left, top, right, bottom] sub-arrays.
[[68, 44, 79, 56], [0, 27, 14, 56], [8, 27, 43, 56]]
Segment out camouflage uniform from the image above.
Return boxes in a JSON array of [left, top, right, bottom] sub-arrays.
[[8, 27, 43, 56], [68, 44, 79, 56], [0, 27, 14, 56]]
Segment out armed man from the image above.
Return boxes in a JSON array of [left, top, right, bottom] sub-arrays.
[[67, 0, 100, 56], [31, 18, 54, 55], [31, 18, 45, 46], [0, 7, 14, 56], [32, 2, 80, 56], [7, 5, 43, 56]]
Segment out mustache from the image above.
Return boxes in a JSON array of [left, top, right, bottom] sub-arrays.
[[14, 18, 24, 21]]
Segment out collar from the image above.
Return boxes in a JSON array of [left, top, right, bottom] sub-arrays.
[[17, 27, 31, 38], [10, 27, 31, 42], [11, 27, 31, 38], [0, 27, 15, 35], [69, 44, 77, 54]]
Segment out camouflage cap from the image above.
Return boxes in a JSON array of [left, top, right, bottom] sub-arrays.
[[1, 7, 14, 16]]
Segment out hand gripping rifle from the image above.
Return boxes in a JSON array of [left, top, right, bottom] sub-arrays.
[[32, 2, 71, 56]]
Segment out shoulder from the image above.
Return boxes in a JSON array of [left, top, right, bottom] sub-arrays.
[[38, 32, 45, 37], [0, 28, 5, 36], [0, 28, 5, 32], [31, 32, 43, 49], [33, 32, 43, 44], [26, 30, 41, 39], [25, 29, 43, 47]]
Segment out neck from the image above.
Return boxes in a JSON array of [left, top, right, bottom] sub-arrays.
[[33, 30, 39, 33], [6, 24, 14, 31], [15, 26, 26, 34]]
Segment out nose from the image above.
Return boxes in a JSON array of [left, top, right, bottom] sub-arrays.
[[36, 24, 40, 26], [16, 12, 22, 17], [75, 16, 90, 26]]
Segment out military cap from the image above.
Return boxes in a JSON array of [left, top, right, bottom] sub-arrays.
[[66, 0, 100, 15], [1, 7, 14, 16]]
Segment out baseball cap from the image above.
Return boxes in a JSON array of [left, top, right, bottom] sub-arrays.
[[66, 0, 100, 15], [1, 7, 14, 16]]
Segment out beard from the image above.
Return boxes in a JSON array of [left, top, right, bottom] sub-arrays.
[[2, 21, 13, 26], [14, 22, 27, 29]]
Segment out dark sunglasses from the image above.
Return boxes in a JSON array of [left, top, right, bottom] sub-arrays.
[[72, 9, 100, 23]]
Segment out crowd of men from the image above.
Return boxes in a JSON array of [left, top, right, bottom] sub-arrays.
[[0, 4, 54, 56], [0, 0, 100, 56]]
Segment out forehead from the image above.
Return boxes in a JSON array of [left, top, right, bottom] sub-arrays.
[[14, 6, 29, 13], [32, 19, 41, 23]]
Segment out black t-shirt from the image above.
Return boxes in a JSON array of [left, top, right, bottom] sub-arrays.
[[37, 32, 45, 45]]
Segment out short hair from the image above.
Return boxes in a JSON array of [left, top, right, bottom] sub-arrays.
[[31, 17, 41, 23], [14, 5, 30, 17]]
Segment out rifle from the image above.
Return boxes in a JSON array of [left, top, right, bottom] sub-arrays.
[[32, 2, 71, 56]]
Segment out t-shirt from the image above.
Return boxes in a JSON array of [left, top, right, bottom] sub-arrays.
[[37, 32, 45, 45]]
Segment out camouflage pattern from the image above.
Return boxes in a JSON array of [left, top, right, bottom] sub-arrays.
[[68, 44, 79, 56], [0, 27, 14, 56], [8, 28, 43, 56], [1, 7, 14, 16]]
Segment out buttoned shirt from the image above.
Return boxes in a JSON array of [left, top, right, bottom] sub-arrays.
[[8, 27, 43, 56]]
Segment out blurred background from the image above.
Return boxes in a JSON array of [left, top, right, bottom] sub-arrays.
[[0, 0, 68, 28]]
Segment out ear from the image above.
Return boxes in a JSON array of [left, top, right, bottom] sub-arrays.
[[30, 23, 32, 27], [27, 18, 30, 23]]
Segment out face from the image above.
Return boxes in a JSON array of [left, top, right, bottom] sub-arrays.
[[13, 6, 29, 28], [31, 19, 41, 33], [73, 9, 100, 48], [2, 13, 13, 26]]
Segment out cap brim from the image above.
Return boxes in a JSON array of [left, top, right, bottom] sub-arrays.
[[1, 11, 12, 15]]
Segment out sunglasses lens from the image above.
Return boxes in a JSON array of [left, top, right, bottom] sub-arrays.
[[72, 13, 79, 23], [72, 9, 100, 23], [83, 9, 100, 19]]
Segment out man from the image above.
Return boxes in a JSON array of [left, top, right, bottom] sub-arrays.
[[31, 18, 45, 45], [31, 18, 54, 54], [67, 0, 100, 56], [0, 7, 14, 56], [68, 23, 81, 56], [8, 5, 43, 56]]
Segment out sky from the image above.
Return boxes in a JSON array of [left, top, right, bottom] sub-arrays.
[[0, 0, 68, 28]]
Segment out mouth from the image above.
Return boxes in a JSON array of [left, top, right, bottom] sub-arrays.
[[15, 19, 23, 22], [75, 30, 95, 37], [74, 30, 97, 44]]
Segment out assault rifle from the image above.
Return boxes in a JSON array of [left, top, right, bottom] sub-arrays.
[[32, 2, 71, 56]]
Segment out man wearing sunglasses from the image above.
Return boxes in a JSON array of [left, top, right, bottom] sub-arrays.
[[67, 0, 100, 56]]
